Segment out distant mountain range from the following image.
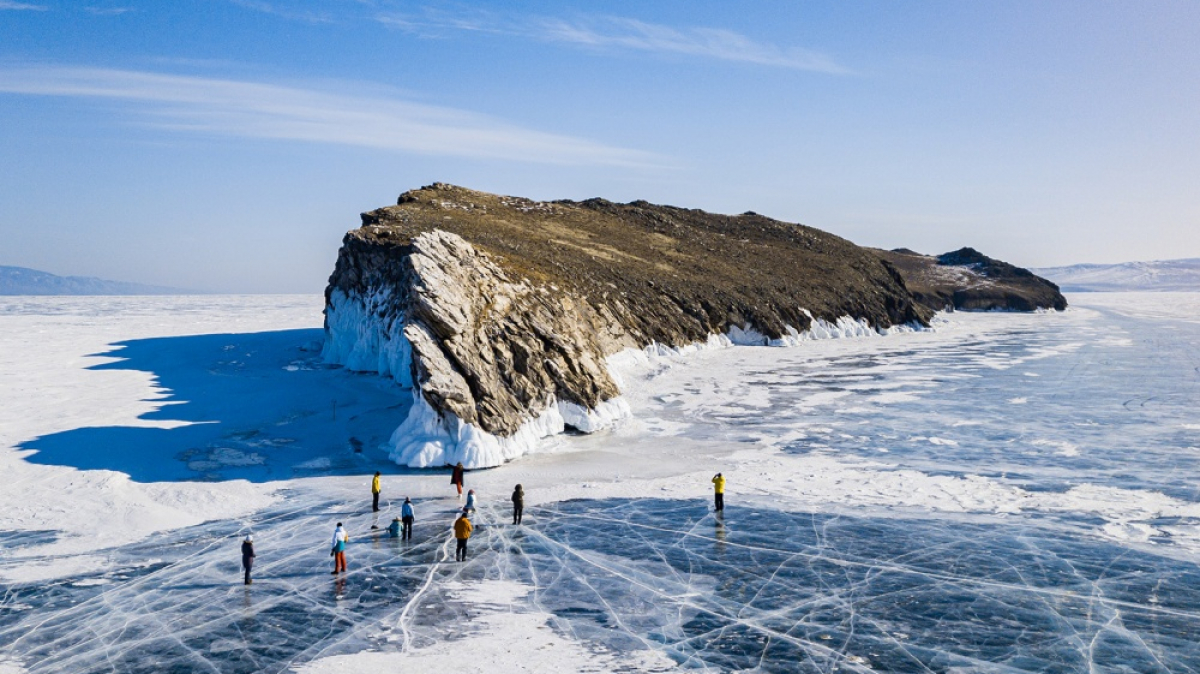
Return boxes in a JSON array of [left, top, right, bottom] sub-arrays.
[[0, 266, 191, 295], [1032, 259, 1200, 292]]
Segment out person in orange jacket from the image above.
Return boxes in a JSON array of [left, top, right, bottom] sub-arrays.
[[454, 509, 473, 562]]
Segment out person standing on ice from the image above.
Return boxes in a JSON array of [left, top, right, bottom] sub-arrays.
[[511, 484, 524, 524], [330, 522, 349, 574], [241, 535, 255, 585], [454, 509, 473, 561], [451, 462, 465, 497], [465, 489, 477, 513], [371, 471, 382, 512], [712, 473, 725, 513], [401, 497, 416, 540]]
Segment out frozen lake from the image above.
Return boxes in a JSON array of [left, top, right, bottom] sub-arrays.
[[1, 293, 1198, 672]]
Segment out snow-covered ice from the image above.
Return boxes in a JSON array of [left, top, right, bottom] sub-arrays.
[[2, 292, 1200, 672]]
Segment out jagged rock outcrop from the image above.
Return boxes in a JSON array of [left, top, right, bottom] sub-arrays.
[[323, 184, 938, 467], [876, 247, 1068, 312]]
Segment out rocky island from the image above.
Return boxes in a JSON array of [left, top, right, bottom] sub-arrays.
[[323, 184, 1065, 467], [877, 247, 1068, 312]]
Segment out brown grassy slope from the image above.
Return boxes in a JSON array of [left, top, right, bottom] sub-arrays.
[[347, 184, 932, 345]]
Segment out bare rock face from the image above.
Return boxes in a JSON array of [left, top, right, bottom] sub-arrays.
[[324, 184, 937, 467], [876, 247, 1067, 312], [401, 230, 623, 435]]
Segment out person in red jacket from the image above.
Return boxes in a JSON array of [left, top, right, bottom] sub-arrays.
[[451, 462, 465, 497]]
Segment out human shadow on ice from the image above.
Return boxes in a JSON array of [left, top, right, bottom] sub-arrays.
[[19, 329, 412, 482]]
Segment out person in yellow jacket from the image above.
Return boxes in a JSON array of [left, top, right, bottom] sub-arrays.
[[371, 472, 382, 512], [712, 473, 725, 513], [454, 509, 473, 562]]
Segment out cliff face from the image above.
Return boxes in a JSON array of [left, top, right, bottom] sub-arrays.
[[324, 184, 934, 467], [876, 247, 1068, 313]]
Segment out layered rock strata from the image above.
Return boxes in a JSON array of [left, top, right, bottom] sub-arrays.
[[325, 184, 934, 467], [876, 247, 1068, 313]]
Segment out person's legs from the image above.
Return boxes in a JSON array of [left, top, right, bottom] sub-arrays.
[[402, 516, 413, 539], [515, 506, 523, 524], [455, 538, 466, 561], [715, 493, 723, 512], [336, 551, 347, 573], [373, 492, 380, 512], [243, 559, 252, 585], [456, 483, 463, 496]]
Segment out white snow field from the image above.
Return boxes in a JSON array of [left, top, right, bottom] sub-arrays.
[[1, 293, 1199, 672]]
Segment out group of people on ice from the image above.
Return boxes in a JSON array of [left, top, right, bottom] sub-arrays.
[[239, 463, 724, 583]]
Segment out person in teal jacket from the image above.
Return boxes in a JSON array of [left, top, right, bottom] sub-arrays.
[[330, 522, 348, 574]]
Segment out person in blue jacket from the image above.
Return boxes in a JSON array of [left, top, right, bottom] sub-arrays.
[[387, 517, 401, 538], [401, 497, 416, 540]]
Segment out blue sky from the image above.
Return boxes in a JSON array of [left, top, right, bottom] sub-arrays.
[[1, 1, 1197, 292]]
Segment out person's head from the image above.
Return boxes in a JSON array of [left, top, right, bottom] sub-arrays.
[[456, 462, 463, 467], [393, 517, 401, 522], [462, 508, 470, 516], [717, 473, 722, 477], [515, 484, 522, 491], [245, 535, 253, 542], [404, 496, 411, 503], [336, 522, 343, 528], [375, 471, 381, 477], [468, 489, 475, 495]]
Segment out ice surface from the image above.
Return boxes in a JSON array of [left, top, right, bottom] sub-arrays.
[[3, 292, 1200, 672]]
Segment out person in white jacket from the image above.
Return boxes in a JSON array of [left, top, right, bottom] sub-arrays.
[[330, 522, 348, 574]]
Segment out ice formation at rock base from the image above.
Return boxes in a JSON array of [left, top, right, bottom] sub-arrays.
[[324, 285, 921, 468]]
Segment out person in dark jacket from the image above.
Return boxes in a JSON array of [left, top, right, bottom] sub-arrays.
[[241, 535, 255, 585], [454, 509, 473, 561], [511, 484, 524, 524], [401, 497, 415, 540], [451, 462, 465, 497]]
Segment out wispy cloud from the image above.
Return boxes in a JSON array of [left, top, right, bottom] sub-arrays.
[[377, 10, 851, 75], [84, 6, 135, 16], [0, 65, 660, 167], [537, 17, 849, 74], [0, 1, 48, 10]]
